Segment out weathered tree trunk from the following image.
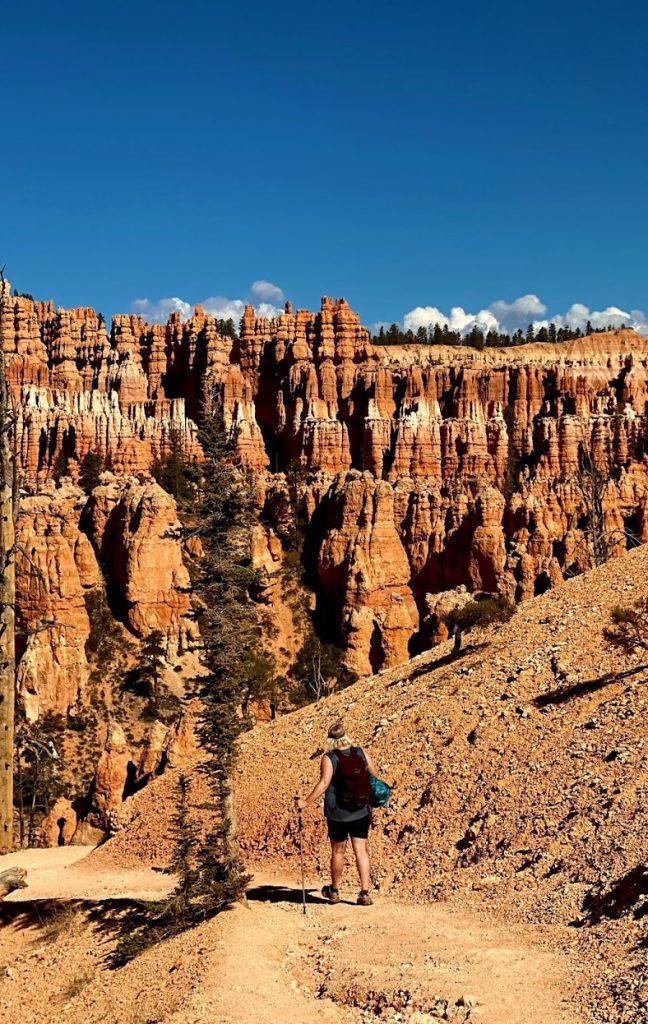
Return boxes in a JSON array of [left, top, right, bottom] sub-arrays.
[[221, 780, 243, 872], [0, 272, 16, 854], [0, 866, 27, 900]]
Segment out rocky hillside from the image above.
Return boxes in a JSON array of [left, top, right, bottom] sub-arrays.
[[88, 544, 647, 1021], [234, 545, 647, 1023], [4, 287, 648, 721]]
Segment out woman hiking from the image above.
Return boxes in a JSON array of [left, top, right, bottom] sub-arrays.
[[296, 720, 377, 906]]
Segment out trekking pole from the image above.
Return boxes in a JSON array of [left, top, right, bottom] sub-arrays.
[[294, 797, 307, 915]]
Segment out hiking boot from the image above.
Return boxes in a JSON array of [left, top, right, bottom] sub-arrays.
[[357, 889, 373, 906], [321, 885, 341, 904]]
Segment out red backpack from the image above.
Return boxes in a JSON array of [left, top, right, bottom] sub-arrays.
[[331, 748, 372, 811]]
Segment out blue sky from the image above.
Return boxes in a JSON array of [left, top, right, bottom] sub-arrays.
[[2, 0, 648, 333]]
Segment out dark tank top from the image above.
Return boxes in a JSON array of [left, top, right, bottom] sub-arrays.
[[323, 747, 370, 823]]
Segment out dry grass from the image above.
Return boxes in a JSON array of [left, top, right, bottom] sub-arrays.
[[38, 902, 85, 943]]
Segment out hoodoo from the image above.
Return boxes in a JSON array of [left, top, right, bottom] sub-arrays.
[[2, 289, 648, 709]]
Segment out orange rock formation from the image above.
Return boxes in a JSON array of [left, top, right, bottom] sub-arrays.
[[6, 286, 648, 697]]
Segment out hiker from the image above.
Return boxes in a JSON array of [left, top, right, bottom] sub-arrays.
[[296, 721, 377, 906]]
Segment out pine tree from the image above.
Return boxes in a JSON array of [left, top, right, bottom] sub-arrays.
[[123, 629, 176, 719], [467, 326, 485, 351], [151, 430, 200, 509], [183, 398, 265, 901], [78, 451, 106, 492], [52, 446, 70, 481], [386, 323, 401, 345], [164, 774, 201, 916]]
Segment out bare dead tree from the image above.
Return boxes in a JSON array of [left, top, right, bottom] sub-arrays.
[[568, 447, 640, 575], [14, 725, 60, 847], [574, 448, 610, 568], [0, 267, 16, 854]]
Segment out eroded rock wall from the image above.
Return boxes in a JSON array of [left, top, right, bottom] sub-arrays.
[[15, 476, 196, 720], [6, 287, 648, 689]]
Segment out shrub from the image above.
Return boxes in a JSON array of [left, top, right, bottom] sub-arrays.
[[443, 595, 515, 652], [605, 599, 648, 654]]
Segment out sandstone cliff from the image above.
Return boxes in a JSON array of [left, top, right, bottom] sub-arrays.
[[5, 286, 648, 697]]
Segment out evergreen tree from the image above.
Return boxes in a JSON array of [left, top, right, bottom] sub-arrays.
[[466, 326, 485, 351], [151, 430, 200, 509], [52, 447, 70, 481], [215, 318, 238, 340], [78, 451, 106, 492], [386, 323, 401, 345], [184, 398, 267, 900], [122, 629, 177, 719]]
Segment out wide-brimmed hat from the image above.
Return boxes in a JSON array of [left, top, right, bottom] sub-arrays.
[[328, 721, 346, 740]]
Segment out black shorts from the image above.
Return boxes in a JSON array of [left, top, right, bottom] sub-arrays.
[[327, 814, 371, 842]]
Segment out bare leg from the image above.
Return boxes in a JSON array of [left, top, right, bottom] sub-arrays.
[[350, 836, 371, 891], [330, 840, 346, 889]]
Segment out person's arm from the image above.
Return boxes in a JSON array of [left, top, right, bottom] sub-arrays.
[[363, 748, 378, 777], [296, 754, 333, 810]]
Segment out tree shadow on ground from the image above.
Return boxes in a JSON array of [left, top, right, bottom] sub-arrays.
[[0, 896, 152, 937], [534, 665, 646, 708], [388, 643, 487, 687], [575, 864, 648, 929], [246, 883, 355, 906]]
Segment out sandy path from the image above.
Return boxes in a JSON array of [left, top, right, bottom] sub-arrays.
[[0, 846, 174, 902], [0, 852, 581, 1023], [166, 870, 581, 1024]]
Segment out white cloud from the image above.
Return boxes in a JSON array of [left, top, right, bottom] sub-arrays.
[[250, 280, 285, 305], [489, 294, 546, 333], [403, 304, 499, 334], [200, 296, 247, 322], [131, 287, 648, 338], [131, 296, 192, 321], [130, 281, 286, 324], [402, 294, 648, 337], [532, 303, 648, 335]]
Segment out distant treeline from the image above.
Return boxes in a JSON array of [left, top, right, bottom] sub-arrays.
[[372, 321, 629, 349]]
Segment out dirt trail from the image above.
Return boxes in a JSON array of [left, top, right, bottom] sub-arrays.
[[1, 846, 173, 902], [0, 849, 581, 1023], [169, 869, 581, 1024]]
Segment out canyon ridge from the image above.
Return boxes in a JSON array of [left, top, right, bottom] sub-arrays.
[[3, 287, 647, 721]]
